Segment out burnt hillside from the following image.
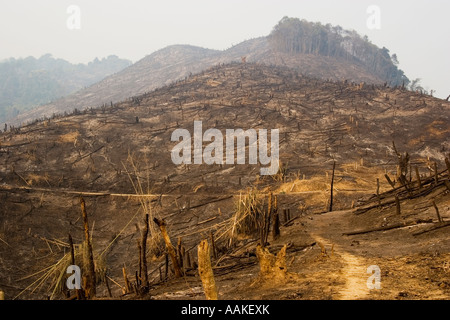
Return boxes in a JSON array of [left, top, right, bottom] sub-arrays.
[[0, 62, 449, 300], [2, 62, 448, 195]]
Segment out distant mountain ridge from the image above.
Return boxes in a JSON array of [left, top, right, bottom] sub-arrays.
[[11, 17, 409, 125], [0, 54, 132, 123]]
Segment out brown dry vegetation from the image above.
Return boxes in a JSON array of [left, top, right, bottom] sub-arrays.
[[0, 62, 449, 300]]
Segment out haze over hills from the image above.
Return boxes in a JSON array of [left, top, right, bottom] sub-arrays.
[[11, 17, 409, 126], [0, 54, 132, 124]]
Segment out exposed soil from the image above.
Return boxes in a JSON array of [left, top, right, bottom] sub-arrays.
[[0, 63, 449, 300], [145, 180, 450, 300]]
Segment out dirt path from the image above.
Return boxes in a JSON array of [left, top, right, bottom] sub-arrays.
[[337, 252, 371, 299], [307, 209, 376, 300], [312, 233, 371, 300]]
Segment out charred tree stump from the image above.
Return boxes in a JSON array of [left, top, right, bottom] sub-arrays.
[[185, 250, 192, 269], [385, 174, 395, 188], [154, 218, 183, 277], [197, 240, 218, 300], [181, 246, 186, 272], [122, 267, 131, 294], [105, 273, 112, 298], [434, 162, 438, 186], [140, 214, 149, 292], [80, 197, 96, 299], [68, 234, 84, 300], [210, 231, 217, 260], [376, 178, 381, 207], [137, 241, 142, 284], [272, 210, 280, 241], [164, 253, 169, 279], [432, 201, 443, 223], [329, 161, 336, 212], [395, 195, 401, 215], [415, 167, 422, 189], [260, 193, 273, 247], [68, 234, 75, 266], [177, 237, 184, 272], [255, 244, 287, 282], [134, 271, 140, 292]]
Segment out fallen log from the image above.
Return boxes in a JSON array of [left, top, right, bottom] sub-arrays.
[[343, 222, 414, 236], [359, 170, 449, 208], [413, 221, 450, 236], [165, 196, 233, 218], [71, 145, 104, 166], [282, 214, 298, 227], [355, 181, 447, 214]]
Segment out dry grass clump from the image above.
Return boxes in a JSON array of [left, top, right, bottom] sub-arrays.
[[25, 173, 50, 187], [210, 189, 259, 249], [272, 160, 288, 182], [275, 163, 392, 209], [58, 131, 79, 143], [276, 176, 329, 208], [278, 177, 329, 193], [232, 188, 264, 236], [15, 242, 106, 300], [122, 153, 163, 258], [213, 188, 269, 249]]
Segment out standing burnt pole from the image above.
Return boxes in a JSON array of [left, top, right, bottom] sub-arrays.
[[80, 197, 96, 299], [329, 161, 336, 212]]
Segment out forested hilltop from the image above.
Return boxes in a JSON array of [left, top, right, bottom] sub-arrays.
[[269, 17, 409, 86], [0, 54, 131, 123], [10, 17, 416, 126]]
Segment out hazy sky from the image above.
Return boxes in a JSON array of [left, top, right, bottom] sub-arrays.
[[0, 0, 449, 98]]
